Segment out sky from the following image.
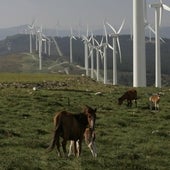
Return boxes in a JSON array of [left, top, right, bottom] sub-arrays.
[[0, 0, 170, 33]]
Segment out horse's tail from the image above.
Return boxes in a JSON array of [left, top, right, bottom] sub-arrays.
[[47, 113, 62, 152]]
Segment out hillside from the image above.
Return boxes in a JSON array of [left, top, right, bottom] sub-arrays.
[[0, 34, 170, 86], [0, 73, 170, 169]]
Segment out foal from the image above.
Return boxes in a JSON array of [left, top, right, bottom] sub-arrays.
[[68, 128, 97, 157], [149, 94, 160, 110]]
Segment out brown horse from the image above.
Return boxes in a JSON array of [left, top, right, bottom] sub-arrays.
[[68, 128, 97, 157], [118, 89, 137, 107], [149, 94, 160, 110], [47, 105, 97, 157]]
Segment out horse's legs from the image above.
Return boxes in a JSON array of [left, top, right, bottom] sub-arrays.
[[77, 139, 82, 157], [68, 140, 74, 157], [56, 136, 62, 157], [127, 100, 132, 107], [150, 102, 153, 110], [88, 142, 97, 157], [62, 139, 67, 157], [68, 140, 80, 157], [129, 100, 132, 107]]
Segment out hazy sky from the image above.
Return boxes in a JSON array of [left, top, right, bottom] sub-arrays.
[[0, 0, 170, 32]]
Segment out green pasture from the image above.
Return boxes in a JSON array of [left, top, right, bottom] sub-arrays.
[[0, 73, 170, 170]]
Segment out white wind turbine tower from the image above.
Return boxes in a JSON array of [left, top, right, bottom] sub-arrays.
[[34, 26, 38, 52], [28, 20, 36, 54], [42, 35, 51, 56], [100, 23, 111, 85], [82, 26, 91, 76], [88, 33, 96, 79], [46, 37, 51, 56], [133, 0, 146, 87], [106, 20, 125, 85], [37, 26, 43, 70], [93, 37, 103, 81], [70, 27, 77, 63], [149, 0, 170, 88], [89, 44, 94, 79]]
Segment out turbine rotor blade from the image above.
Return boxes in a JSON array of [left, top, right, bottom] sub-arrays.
[[94, 38, 100, 46], [103, 24, 108, 43], [162, 4, 170, 11], [159, 6, 163, 26], [106, 22, 117, 34], [108, 44, 114, 50], [100, 37, 103, 47], [117, 19, 125, 34], [148, 25, 165, 43], [92, 35, 95, 46], [117, 38, 122, 63]]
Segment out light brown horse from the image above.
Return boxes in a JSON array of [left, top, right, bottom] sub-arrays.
[[118, 89, 137, 107], [68, 128, 97, 157], [47, 105, 97, 157], [149, 94, 160, 110]]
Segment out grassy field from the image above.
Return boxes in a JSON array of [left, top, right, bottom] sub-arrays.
[[0, 73, 170, 170]]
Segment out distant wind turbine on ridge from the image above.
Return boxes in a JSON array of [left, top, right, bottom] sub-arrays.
[[27, 20, 36, 54], [37, 26, 43, 70], [93, 37, 103, 81], [70, 27, 77, 63], [82, 26, 91, 76]]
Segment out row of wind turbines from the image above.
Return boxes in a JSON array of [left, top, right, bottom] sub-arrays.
[[26, 0, 170, 87], [27, 20, 63, 71], [77, 20, 125, 85], [70, 0, 170, 87]]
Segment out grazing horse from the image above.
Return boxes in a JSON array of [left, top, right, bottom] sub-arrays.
[[149, 94, 160, 110], [68, 128, 97, 157], [47, 105, 97, 157], [118, 89, 137, 107]]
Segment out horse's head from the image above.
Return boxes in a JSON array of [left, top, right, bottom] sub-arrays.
[[83, 105, 97, 130]]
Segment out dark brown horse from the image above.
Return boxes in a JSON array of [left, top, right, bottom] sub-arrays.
[[47, 105, 97, 157], [118, 89, 137, 107]]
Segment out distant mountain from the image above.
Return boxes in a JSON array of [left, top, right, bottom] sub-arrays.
[[0, 25, 170, 40]]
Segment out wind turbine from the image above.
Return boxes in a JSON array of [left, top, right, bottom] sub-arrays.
[[133, 0, 146, 87], [149, 0, 170, 88], [70, 27, 77, 63], [144, 0, 165, 43], [37, 26, 43, 70], [46, 37, 51, 56], [28, 20, 36, 54], [93, 37, 104, 82], [42, 34, 52, 56], [88, 33, 96, 79], [102, 36, 108, 85], [82, 26, 91, 76], [106, 19, 125, 85], [52, 37, 63, 57]]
